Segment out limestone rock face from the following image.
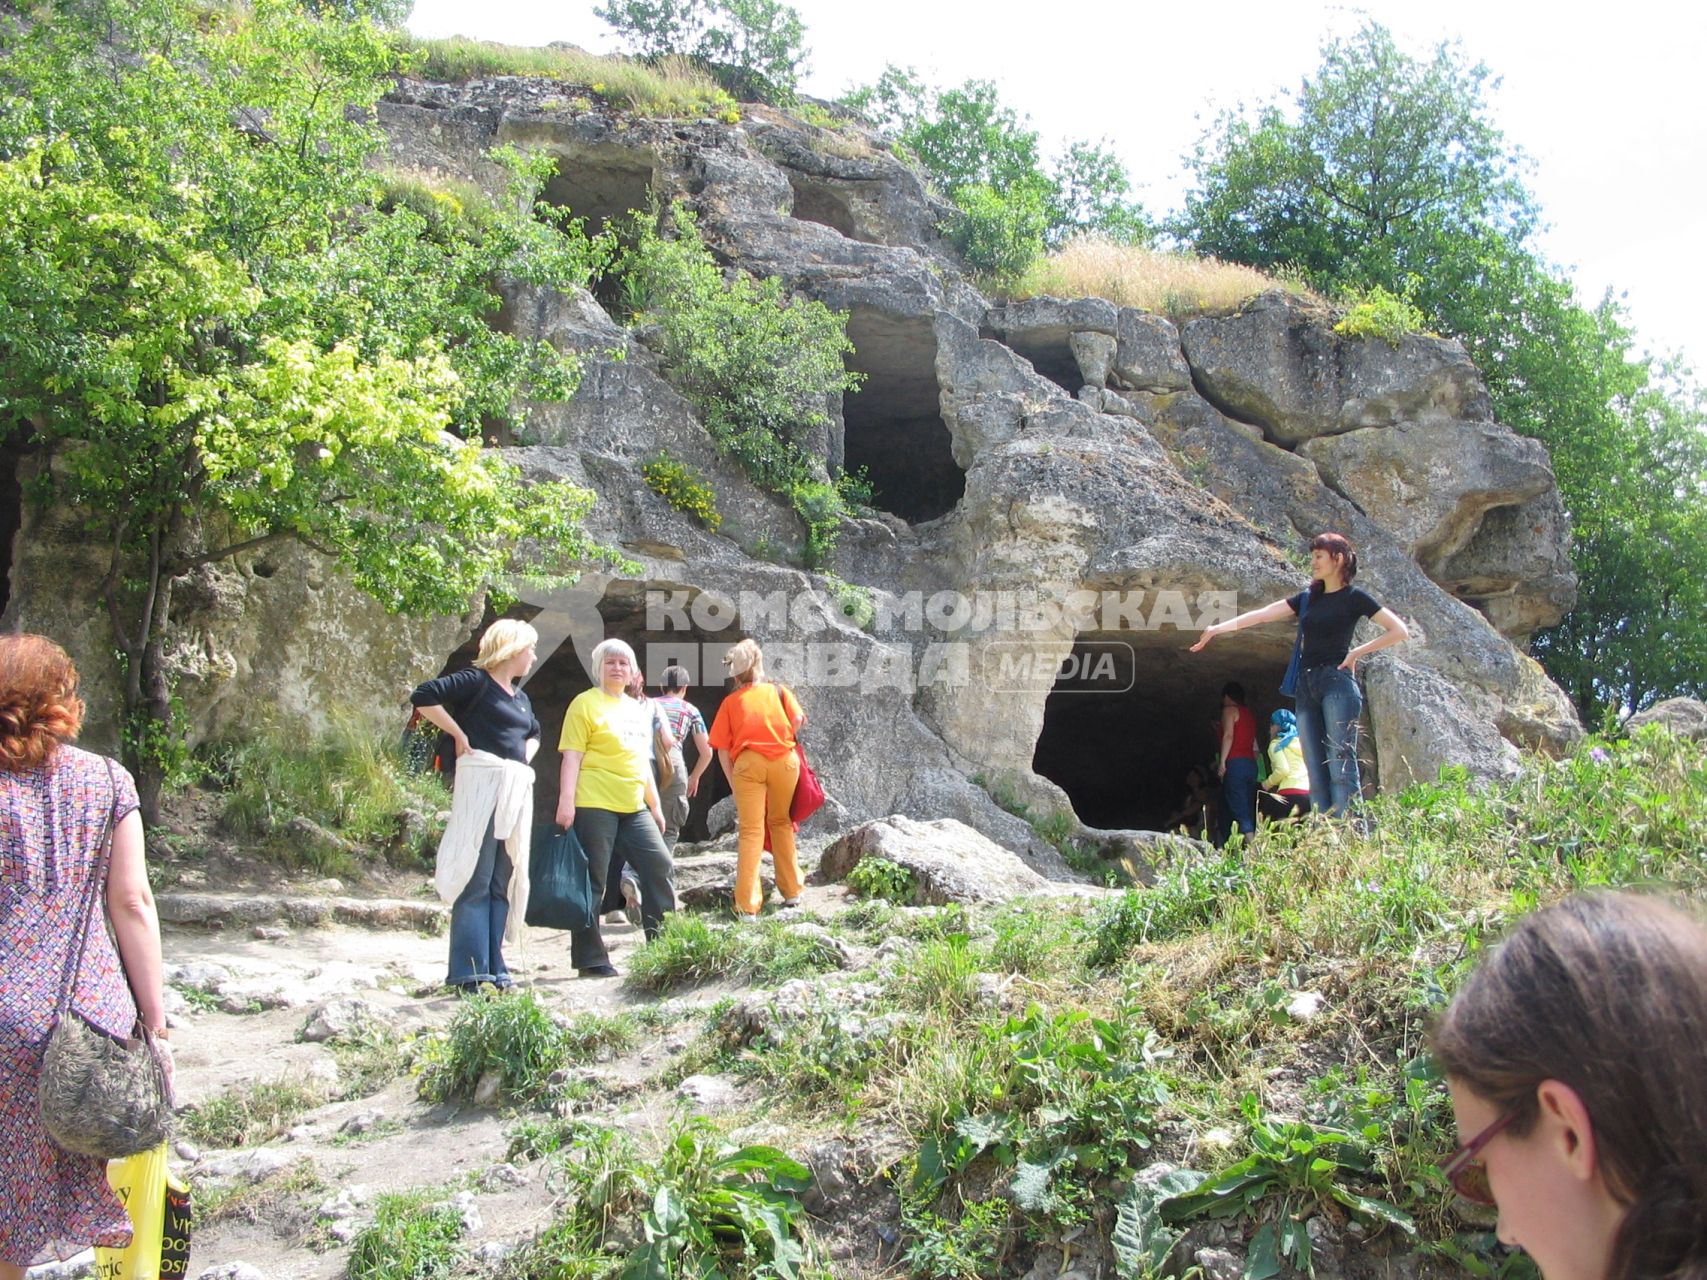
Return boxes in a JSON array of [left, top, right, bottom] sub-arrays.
[[1302, 420, 1556, 569], [1180, 292, 1492, 446], [3, 78, 1585, 863]]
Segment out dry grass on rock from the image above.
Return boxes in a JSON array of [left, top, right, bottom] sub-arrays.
[[1011, 235, 1327, 320]]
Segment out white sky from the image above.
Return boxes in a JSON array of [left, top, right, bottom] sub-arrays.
[[408, 0, 1707, 371]]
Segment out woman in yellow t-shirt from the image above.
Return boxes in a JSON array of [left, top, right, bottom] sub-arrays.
[[706, 638, 805, 919], [554, 639, 675, 978]]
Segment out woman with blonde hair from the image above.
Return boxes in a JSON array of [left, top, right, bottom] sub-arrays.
[[1, 635, 170, 1278], [411, 618, 541, 993], [1431, 892, 1707, 1280], [555, 638, 676, 978], [706, 639, 805, 919]]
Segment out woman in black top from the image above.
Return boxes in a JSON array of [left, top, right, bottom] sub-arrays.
[[1191, 533, 1409, 815], [411, 620, 540, 992]]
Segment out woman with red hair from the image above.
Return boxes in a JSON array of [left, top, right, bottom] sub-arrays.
[[0, 635, 169, 1279]]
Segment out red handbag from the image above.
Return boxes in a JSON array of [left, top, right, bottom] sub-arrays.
[[789, 741, 825, 823], [762, 734, 825, 853]]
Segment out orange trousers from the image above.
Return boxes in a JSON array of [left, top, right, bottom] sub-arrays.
[[730, 748, 802, 915]]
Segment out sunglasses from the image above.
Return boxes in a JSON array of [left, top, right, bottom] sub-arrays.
[[1440, 1106, 1520, 1205]]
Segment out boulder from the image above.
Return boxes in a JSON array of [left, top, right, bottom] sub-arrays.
[[1112, 309, 1193, 392], [1302, 419, 1555, 570], [300, 999, 395, 1045], [819, 815, 1098, 904], [1362, 659, 1521, 790], [1434, 490, 1577, 641], [1626, 697, 1707, 742], [1179, 291, 1491, 446]]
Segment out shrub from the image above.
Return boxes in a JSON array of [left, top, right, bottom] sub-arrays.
[[616, 203, 865, 565], [1334, 283, 1429, 344], [944, 182, 1049, 283], [643, 452, 723, 529], [846, 856, 916, 903], [595, 0, 809, 105]]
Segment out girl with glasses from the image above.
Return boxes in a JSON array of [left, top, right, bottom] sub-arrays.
[[1431, 893, 1707, 1280]]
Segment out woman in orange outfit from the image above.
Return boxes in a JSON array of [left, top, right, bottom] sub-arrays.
[[707, 639, 804, 918]]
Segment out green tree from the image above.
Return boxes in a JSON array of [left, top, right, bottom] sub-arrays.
[[0, 0, 620, 814], [1174, 20, 1707, 721], [841, 67, 1150, 274], [595, 0, 808, 103]]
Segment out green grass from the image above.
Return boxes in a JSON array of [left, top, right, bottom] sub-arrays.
[[623, 912, 846, 993], [399, 38, 738, 120], [346, 1186, 469, 1280], [182, 1078, 330, 1149], [415, 989, 570, 1104], [212, 722, 449, 876]]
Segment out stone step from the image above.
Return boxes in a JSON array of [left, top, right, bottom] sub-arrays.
[[157, 892, 447, 932]]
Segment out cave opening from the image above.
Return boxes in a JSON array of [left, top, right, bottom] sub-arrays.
[[980, 323, 1082, 394], [841, 307, 963, 524], [0, 426, 27, 618], [1030, 627, 1294, 832], [538, 143, 659, 238], [786, 173, 875, 243], [431, 585, 737, 842]]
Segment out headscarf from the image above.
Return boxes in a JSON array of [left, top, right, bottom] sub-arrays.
[[1270, 708, 1298, 751]]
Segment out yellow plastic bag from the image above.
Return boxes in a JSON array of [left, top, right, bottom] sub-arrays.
[[94, 1143, 192, 1279]]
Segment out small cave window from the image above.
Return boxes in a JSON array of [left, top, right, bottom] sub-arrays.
[[786, 174, 868, 242], [842, 307, 963, 524], [979, 325, 1082, 394], [1030, 629, 1293, 832], [537, 144, 660, 239]]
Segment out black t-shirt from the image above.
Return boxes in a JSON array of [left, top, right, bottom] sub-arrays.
[[410, 667, 540, 764], [1287, 586, 1381, 669]]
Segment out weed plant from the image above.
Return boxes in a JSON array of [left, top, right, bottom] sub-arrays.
[[345, 1186, 468, 1280], [214, 722, 449, 875], [415, 990, 568, 1103], [182, 1077, 329, 1148], [623, 912, 845, 993], [845, 855, 916, 903]]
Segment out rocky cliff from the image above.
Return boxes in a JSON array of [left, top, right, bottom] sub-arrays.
[[1, 78, 1582, 861]]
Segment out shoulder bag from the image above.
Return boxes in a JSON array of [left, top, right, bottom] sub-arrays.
[[38, 759, 174, 1160], [1278, 587, 1312, 699]]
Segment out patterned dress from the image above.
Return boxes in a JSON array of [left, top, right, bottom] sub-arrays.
[[1, 746, 142, 1266]]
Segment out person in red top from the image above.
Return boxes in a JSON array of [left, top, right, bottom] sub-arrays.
[[706, 639, 804, 918], [1217, 681, 1259, 838]]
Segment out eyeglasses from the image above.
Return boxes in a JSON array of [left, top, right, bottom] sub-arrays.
[[1440, 1107, 1520, 1205]]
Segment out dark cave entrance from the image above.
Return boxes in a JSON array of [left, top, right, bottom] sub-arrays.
[[841, 307, 963, 524], [980, 321, 1082, 394], [1030, 626, 1294, 832], [0, 426, 28, 618], [786, 173, 884, 244], [538, 143, 660, 239], [434, 585, 737, 842]]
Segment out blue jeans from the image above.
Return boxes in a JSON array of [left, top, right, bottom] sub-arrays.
[[447, 815, 513, 986], [1221, 757, 1258, 836], [1294, 666, 1365, 816]]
